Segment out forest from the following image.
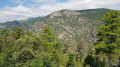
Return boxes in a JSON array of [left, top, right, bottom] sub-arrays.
[[0, 10, 120, 67]]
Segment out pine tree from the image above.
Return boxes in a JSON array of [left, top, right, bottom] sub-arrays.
[[95, 11, 120, 67], [41, 26, 56, 42]]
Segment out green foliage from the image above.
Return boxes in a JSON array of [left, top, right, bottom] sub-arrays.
[[76, 41, 85, 62], [0, 9, 119, 67], [0, 8, 111, 50], [84, 54, 95, 67], [0, 26, 65, 67], [42, 55, 55, 67], [25, 57, 43, 67], [84, 51, 106, 67], [66, 54, 75, 67], [41, 26, 56, 42], [0, 29, 9, 44], [95, 11, 120, 67], [12, 28, 24, 39]]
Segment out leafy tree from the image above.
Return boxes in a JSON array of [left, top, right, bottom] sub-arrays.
[[0, 29, 9, 44], [0, 29, 14, 67], [12, 28, 24, 39], [0, 26, 63, 67], [12, 35, 37, 65], [95, 11, 120, 67], [42, 55, 55, 67], [25, 57, 43, 67], [11, 26, 62, 67]]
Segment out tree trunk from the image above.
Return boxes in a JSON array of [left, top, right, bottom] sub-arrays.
[[109, 57, 112, 67]]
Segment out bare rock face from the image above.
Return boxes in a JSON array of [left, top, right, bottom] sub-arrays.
[[63, 10, 81, 17], [50, 11, 62, 19]]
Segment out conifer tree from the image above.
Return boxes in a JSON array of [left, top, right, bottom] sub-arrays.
[[95, 11, 120, 67]]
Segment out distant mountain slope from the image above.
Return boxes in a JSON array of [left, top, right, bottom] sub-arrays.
[[0, 16, 43, 29], [0, 8, 111, 50]]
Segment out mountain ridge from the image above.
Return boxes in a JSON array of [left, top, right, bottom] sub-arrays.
[[23, 8, 111, 50], [0, 8, 112, 50]]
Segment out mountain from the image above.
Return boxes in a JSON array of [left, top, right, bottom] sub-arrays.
[[0, 8, 111, 50], [24, 8, 111, 49], [0, 16, 43, 30]]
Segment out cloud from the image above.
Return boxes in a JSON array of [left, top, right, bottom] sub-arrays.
[[30, 0, 56, 3], [66, 0, 120, 9], [0, 5, 40, 22], [12, 0, 56, 4], [0, 0, 120, 22]]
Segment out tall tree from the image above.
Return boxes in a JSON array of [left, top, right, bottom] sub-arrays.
[[95, 11, 120, 67], [40, 26, 56, 42], [40, 26, 62, 66]]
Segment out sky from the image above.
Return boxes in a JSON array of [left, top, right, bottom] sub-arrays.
[[0, 0, 120, 22]]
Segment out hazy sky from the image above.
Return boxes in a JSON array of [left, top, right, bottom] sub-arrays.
[[0, 0, 120, 22]]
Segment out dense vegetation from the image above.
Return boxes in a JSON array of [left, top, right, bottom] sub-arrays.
[[0, 9, 120, 67], [0, 26, 62, 67], [0, 26, 84, 67]]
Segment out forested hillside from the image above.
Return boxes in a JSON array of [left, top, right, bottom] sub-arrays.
[[0, 16, 43, 30], [24, 8, 111, 53], [1, 8, 120, 67], [0, 8, 111, 51]]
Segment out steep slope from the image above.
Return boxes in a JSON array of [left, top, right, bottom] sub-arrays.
[[25, 9, 110, 47]]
